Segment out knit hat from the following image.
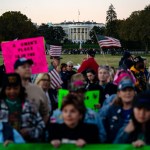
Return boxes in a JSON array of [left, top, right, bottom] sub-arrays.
[[133, 91, 150, 110], [69, 80, 86, 92]]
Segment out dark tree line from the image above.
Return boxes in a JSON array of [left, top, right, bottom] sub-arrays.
[[0, 4, 150, 51], [90, 4, 150, 52]]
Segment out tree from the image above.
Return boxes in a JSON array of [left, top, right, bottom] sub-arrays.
[[106, 4, 117, 22], [89, 26, 105, 43], [118, 4, 150, 52], [0, 11, 37, 41], [37, 24, 66, 45], [106, 4, 118, 37]]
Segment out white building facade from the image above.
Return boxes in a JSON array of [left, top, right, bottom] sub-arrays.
[[52, 21, 105, 43]]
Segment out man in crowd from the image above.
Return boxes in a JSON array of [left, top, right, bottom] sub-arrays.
[[78, 49, 99, 75], [14, 57, 50, 124]]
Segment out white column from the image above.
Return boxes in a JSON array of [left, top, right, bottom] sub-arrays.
[[87, 28, 89, 40], [80, 28, 82, 41], [84, 28, 86, 42], [76, 28, 78, 42]]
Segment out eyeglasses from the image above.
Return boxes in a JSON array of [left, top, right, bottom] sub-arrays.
[[68, 66, 73, 68], [41, 79, 50, 82]]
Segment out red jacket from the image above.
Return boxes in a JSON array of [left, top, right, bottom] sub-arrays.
[[78, 57, 99, 74]]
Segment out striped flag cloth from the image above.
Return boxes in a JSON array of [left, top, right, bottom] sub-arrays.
[[48, 68, 63, 89], [97, 35, 121, 48], [49, 45, 62, 57]]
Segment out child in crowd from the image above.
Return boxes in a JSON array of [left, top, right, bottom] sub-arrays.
[[114, 91, 150, 147], [49, 94, 99, 147], [0, 73, 45, 142], [99, 79, 136, 143]]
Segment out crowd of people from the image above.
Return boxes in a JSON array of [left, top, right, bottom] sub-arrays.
[[0, 49, 150, 148]]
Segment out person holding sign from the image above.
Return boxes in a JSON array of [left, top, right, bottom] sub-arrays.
[[48, 45, 63, 90], [51, 73, 102, 141], [49, 94, 99, 147]]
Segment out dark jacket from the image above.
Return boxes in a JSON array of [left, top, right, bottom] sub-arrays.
[[49, 122, 100, 143], [102, 105, 132, 143]]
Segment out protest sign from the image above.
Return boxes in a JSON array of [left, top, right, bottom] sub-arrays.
[[58, 89, 69, 109], [84, 90, 99, 111], [58, 89, 100, 111], [1, 36, 48, 74]]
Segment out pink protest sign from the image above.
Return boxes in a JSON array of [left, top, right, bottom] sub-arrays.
[[1, 36, 48, 74]]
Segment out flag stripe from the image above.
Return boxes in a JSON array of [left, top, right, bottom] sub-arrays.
[[49, 45, 62, 57], [48, 68, 63, 89], [97, 35, 121, 48]]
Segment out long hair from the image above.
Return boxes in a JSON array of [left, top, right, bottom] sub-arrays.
[[0, 84, 27, 103], [131, 91, 150, 144]]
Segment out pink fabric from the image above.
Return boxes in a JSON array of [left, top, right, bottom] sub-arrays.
[[113, 69, 136, 85]]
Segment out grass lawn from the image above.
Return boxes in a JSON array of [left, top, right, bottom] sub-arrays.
[[0, 54, 150, 69]]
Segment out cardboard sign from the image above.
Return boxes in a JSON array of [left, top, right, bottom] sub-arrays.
[[84, 90, 100, 111], [58, 89, 100, 111], [1, 36, 48, 74], [58, 89, 69, 109]]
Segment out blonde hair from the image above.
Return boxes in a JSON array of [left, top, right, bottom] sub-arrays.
[[71, 73, 85, 82], [34, 73, 50, 85]]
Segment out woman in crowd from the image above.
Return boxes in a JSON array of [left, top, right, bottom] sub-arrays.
[[0, 73, 45, 142], [60, 63, 68, 89], [114, 91, 150, 147], [66, 61, 76, 81], [85, 69, 99, 91], [97, 65, 117, 104], [49, 94, 99, 147], [34, 73, 58, 114], [99, 79, 136, 143]]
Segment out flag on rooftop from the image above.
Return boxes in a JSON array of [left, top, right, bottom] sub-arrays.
[[97, 35, 121, 48], [49, 45, 62, 57]]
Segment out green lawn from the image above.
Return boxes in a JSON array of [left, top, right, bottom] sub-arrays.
[[0, 54, 150, 68]]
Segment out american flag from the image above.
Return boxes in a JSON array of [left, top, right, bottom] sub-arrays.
[[97, 35, 121, 48], [49, 45, 62, 57], [48, 68, 63, 89]]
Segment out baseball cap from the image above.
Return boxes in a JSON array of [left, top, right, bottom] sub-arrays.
[[133, 91, 150, 110], [118, 79, 135, 91], [2, 73, 22, 87], [14, 57, 33, 69]]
